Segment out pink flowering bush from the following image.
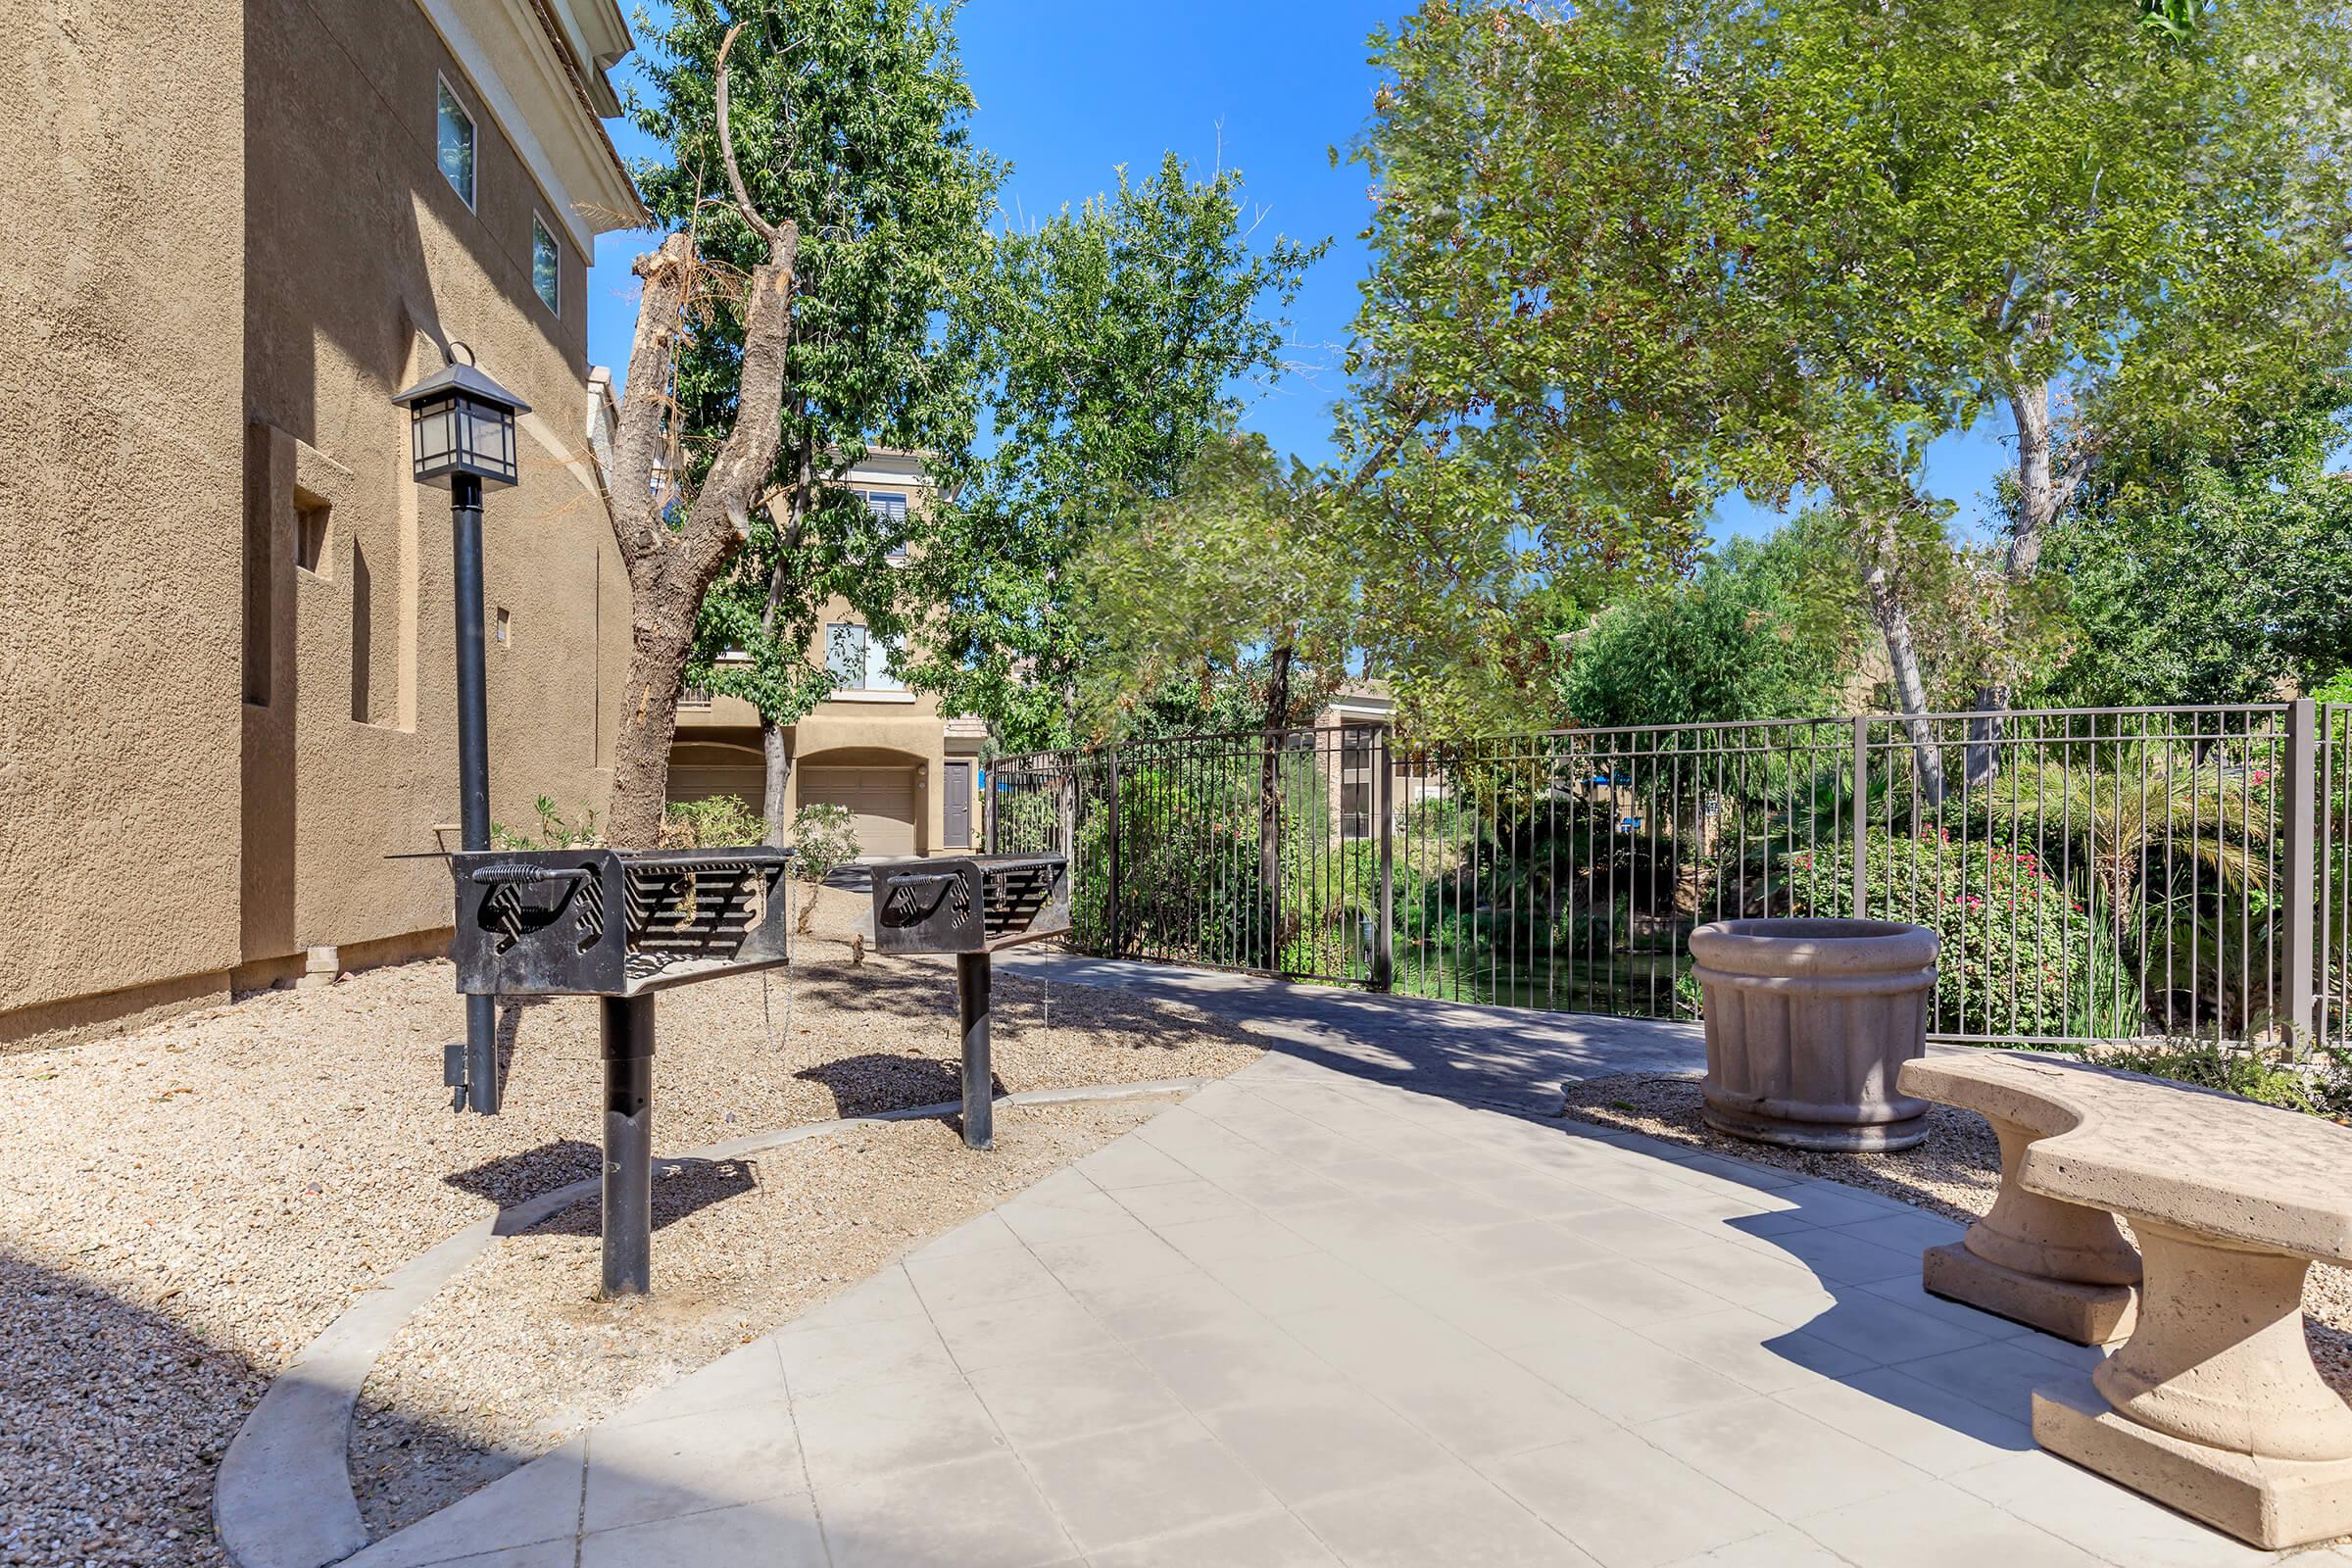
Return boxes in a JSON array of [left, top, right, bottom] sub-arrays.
[[1780, 832, 2137, 1039]]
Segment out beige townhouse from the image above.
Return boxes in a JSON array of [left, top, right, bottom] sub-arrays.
[[667, 450, 989, 858], [0, 0, 646, 1047]]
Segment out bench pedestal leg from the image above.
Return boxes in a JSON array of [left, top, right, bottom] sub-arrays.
[[2033, 1220, 2352, 1549], [1923, 1113, 2140, 1345]]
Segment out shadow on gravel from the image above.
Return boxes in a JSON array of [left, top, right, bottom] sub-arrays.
[[525, 1156, 760, 1238], [442, 1138, 604, 1208], [793, 1053, 1004, 1118], [0, 1248, 259, 1565]]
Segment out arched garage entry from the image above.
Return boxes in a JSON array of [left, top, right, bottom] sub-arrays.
[[667, 739, 765, 809], [796, 745, 925, 858]]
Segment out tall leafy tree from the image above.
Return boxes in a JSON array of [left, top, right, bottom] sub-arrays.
[[2035, 385, 2352, 706], [1343, 0, 2352, 783], [623, 0, 998, 842], [1557, 526, 1862, 729], [903, 157, 1322, 755], [1082, 434, 1358, 740]]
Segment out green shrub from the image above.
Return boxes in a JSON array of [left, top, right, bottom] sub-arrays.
[[789, 803, 860, 881], [660, 795, 767, 849], [1781, 831, 2139, 1039], [490, 795, 600, 849], [2090, 1039, 2352, 1122]]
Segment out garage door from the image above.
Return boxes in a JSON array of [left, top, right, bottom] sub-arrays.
[[799, 765, 918, 858]]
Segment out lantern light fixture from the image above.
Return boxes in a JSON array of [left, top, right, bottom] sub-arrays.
[[391, 345, 530, 490]]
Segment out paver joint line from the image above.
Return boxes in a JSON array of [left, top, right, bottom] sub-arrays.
[[214, 1078, 1211, 1568], [298, 963, 2284, 1568]]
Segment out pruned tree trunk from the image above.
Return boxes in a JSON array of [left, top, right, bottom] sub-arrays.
[[602, 27, 802, 848], [761, 719, 792, 847]]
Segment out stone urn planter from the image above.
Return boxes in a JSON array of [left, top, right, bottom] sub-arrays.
[[1689, 917, 1938, 1152]]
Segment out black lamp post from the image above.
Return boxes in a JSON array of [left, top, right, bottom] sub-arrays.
[[393, 347, 529, 1115]]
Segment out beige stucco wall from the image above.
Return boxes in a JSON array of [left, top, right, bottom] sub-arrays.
[[243, 0, 627, 967], [0, 0, 249, 1037], [0, 0, 633, 1046]]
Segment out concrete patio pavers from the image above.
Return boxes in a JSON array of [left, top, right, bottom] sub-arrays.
[[341, 1074, 2307, 1567], [340, 972, 2322, 1568]]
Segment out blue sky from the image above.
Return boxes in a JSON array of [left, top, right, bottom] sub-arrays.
[[586, 0, 2021, 550]]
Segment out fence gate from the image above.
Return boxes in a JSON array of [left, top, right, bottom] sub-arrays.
[[992, 704, 2348, 1054]]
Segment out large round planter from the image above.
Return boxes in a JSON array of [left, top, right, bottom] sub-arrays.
[[1690, 917, 1937, 1152]]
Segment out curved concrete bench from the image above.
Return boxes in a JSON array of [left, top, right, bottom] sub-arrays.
[[1899, 1051, 2352, 1549]]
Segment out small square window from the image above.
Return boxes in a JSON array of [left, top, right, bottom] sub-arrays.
[[296, 499, 331, 576], [436, 77, 475, 209], [531, 217, 560, 314]]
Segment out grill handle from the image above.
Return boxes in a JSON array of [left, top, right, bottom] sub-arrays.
[[469, 862, 593, 888]]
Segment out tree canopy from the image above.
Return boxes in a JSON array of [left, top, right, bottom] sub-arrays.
[[903, 156, 1323, 756], [1080, 433, 1360, 740], [627, 0, 998, 833], [1339, 0, 2352, 750], [2034, 384, 2352, 707], [1556, 526, 1861, 730]]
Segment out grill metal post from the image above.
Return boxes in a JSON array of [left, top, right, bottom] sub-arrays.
[[2285, 698, 2318, 1059], [956, 952, 993, 1150], [451, 472, 499, 1114], [600, 994, 655, 1296]]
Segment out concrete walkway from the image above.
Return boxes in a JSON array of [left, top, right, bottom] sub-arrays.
[[343, 972, 2330, 1568], [995, 951, 1715, 1112]]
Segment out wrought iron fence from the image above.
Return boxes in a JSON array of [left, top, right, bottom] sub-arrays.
[[989, 702, 2348, 1052]]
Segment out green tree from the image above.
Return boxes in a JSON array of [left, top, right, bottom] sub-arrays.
[[2035, 388, 2352, 706], [624, 0, 998, 843], [1557, 528, 1861, 729], [903, 157, 1323, 755], [1342, 0, 2352, 784], [1082, 434, 1358, 740]]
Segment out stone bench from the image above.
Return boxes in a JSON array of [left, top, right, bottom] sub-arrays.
[[1898, 1050, 2352, 1549]]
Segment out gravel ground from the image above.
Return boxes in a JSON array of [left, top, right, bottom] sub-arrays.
[[0, 884, 1257, 1568], [352, 1097, 1174, 1535], [1558, 1072, 2352, 1397]]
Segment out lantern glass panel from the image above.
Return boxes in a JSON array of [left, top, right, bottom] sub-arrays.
[[412, 400, 458, 477], [468, 403, 512, 478]]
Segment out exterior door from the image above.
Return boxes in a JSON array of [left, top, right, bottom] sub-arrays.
[[943, 760, 972, 848], [799, 765, 918, 858]]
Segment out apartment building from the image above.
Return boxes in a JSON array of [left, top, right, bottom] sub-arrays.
[[668, 451, 988, 858], [0, 0, 645, 1046]]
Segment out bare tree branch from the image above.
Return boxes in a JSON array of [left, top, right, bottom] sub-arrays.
[[716, 24, 787, 247]]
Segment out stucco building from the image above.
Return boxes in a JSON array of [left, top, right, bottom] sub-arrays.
[[668, 451, 988, 858], [0, 0, 645, 1047]]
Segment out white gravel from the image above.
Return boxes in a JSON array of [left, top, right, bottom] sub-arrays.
[[0, 886, 1258, 1568]]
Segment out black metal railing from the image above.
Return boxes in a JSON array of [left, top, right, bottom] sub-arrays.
[[990, 702, 2347, 1053]]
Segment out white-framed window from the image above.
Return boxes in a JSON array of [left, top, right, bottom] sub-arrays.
[[854, 489, 908, 524], [824, 622, 906, 692], [436, 75, 476, 210], [531, 216, 560, 314]]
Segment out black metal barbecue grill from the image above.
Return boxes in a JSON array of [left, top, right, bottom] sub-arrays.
[[448, 846, 795, 1295], [869, 854, 1071, 1150]]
